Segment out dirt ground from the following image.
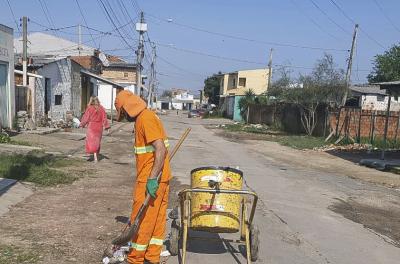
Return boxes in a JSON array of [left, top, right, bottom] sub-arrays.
[[0, 123, 188, 263]]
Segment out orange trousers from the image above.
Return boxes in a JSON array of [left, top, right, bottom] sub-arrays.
[[127, 181, 169, 264]]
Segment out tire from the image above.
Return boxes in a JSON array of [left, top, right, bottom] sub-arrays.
[[250, 224, 260, 262], [169, 220, 180, 256]]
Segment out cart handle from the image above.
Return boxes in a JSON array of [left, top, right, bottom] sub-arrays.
[[178, 188, 258, 226]]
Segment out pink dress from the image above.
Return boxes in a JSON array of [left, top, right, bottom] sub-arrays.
[[80, 106, 110, 154]]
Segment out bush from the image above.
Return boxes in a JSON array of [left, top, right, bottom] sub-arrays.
[[0, 132, 11, 143]]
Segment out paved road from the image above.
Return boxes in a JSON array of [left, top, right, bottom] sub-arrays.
[[161, 113, 400, 264]]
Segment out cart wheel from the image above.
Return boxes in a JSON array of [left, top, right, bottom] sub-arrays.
[[250, 224, 260, 262], [169, 220, 180, 256]]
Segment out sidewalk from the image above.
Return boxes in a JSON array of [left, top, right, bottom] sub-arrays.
[[0, 178, 33, 217]]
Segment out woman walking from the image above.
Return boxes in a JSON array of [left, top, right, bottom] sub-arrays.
[[80, 96, 110, 162]]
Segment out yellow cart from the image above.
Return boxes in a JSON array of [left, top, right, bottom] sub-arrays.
[[169, 167, 259, 264]]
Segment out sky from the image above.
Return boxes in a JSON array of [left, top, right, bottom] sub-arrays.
[[2, 0, 400, 94]]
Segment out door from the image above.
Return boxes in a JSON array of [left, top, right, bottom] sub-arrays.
[[44, 78, 51, 114], [0, 62, 9, 128]]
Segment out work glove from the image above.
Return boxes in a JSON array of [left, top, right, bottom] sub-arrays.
[[146, 178, 159, 198]]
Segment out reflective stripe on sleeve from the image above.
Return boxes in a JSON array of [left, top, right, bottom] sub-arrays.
[[134, 139, 169, 154]]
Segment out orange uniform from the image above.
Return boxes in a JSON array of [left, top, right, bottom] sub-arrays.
[[115, 91, 171, 264]]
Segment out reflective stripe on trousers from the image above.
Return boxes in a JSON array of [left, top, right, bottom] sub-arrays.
[[134, 139, 169, 154], [129, 238, 164, 252]]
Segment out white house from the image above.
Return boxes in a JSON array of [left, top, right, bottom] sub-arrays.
[[350, 85, 400, 111], [156, 91, 196, 110], [0, 24, 15, 128]]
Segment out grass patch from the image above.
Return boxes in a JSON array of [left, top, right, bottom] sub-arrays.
[[9, 140, 33, 146], [277, 135, 327, 149], [0, 153, 84, 186], [223, 123, 270, 134], [222, 123, 327, 149], [0, 244, 40, 264]]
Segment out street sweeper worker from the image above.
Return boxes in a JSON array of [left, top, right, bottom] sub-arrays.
[[115, 90, 171, 264]]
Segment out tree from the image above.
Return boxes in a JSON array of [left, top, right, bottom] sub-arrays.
[[368, 44, 400, 83], [281, 54, 345, 135], [161, 90, 172, 98], [203, 73, 221, 105], [268, 66, 293, 98], [237, 89, 256, 120]]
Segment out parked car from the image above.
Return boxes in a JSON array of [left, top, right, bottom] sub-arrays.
[[188, 109, 207, 118]]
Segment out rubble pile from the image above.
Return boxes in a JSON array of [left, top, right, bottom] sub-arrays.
[[313, 143, 373, 152], [16, 111, 37, 131]]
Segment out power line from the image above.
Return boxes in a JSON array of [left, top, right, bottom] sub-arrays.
[[328, 0, 386, 49], [155, 41, 265, 65], [104, 0, 136, 42], [308, 0, 351, 35], [6, 0, 21, 35], [158, 55, 205, 77], [98, 0, 136, 51], [29, 19, 77, 31], [75, 0, 98, 47], [37, 0, 58, 37], [372, 0, 400, 34], [146, 13, 349, 52], [290, 0, 341, 41]]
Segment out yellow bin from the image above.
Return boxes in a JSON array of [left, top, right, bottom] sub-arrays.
[[190, 167, 243, 233]]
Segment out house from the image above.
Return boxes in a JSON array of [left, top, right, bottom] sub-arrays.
[[13, 33, 131, 123], [218, 68, 269, 122], [156, 90, 196, 110], [0, 24, 15, 129], [33, 57, 84, 121], [219, 68, 269, 96], [350, 84, 400, 111], [98, 61, 137, 110], [19, 54, 123, 123]]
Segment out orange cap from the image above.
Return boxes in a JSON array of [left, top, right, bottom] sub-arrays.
[[114, 90, 146, 121]]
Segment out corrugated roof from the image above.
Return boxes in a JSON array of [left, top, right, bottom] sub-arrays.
[[14, 32, 94, 57], [106, 62, 137, 68], [350, 85, 387, 95]]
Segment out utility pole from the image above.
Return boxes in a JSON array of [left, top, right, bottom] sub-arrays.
[[78, 24, 82, 56], [135, 12, 146, 96], [267, 48, 273, 91], [341, 24, 358, 106], [147, 44, 156, 108], [22, 16, 28, 87]]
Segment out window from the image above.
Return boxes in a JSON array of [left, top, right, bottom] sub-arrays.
[[239, 77, 246, 87], [377, 95, 385, 102], [55, 95, 62, 105], [232, 78, 236, 87], [124, 72, 128, 78]]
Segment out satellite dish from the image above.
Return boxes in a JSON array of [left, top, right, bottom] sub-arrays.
[[99, 52, 110, 67]]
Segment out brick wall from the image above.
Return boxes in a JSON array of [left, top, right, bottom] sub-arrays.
[[101, 68, 136, 83], [330, 107, 400, 140]]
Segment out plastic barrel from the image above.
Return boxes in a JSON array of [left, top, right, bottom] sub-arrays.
[[190, 167, 243, 233]]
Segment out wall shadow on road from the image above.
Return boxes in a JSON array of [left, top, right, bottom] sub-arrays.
[[0, 178, 17, 197], [325, 149, 400, 165]]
